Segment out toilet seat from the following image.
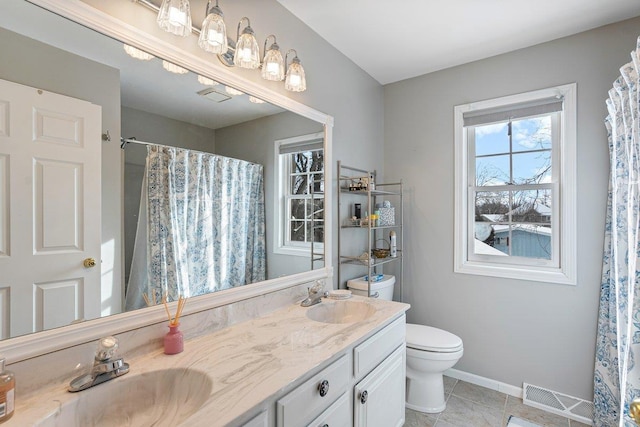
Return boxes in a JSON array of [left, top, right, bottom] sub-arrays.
[[406, 324, 463, 353]]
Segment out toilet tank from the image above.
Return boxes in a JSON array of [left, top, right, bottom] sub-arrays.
[[347, 275, 396, 300]]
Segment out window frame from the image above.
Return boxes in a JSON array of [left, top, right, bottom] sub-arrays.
[[454, 84, 577, 285], [274, 132, 325, 257]]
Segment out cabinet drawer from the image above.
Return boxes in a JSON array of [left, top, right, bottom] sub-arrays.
[[243, 410, 268, 427], [277, 355, 349, 427], [353, 314, 405, 379], [307, 392, 350, 427]]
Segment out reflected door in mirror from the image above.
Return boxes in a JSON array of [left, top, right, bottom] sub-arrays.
[[0, 79, 102, 338]]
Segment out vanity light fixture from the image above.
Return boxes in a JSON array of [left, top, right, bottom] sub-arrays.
[[162, 60, 189, 74], [123, 44, 154, 61], [157, 0, 192, 37], [249, 96, 265, 104], [198, 0, 227, 54], [233, 17, 260, 69], [284, 49, 307, 92], [224, 86, 244, 96], [261, 35, 285, 81], [197, 75, 219, 86]]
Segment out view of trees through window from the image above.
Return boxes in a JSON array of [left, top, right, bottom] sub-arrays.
[[472, 115, 554, 259], [288, 149, 324, 244]]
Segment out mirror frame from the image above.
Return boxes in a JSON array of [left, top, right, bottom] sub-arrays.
[[2, 0, 334, 363]]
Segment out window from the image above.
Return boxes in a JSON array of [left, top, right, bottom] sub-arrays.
[[275, 132, 325, 256], [454, 84, 576, 284]]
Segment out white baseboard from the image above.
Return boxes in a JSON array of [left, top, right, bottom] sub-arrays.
[[445, 368, 523, 399]]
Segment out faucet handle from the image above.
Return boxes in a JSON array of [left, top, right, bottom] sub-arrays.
[[95, 336, 119, 362], [309, 281, 324, 295]]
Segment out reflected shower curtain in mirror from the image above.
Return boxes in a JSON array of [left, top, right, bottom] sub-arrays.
[[125, 145, 266, 310], [594, 36, 640, 426]]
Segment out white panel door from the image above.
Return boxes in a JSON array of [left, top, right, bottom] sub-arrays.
[[0, 78, 101, 338]]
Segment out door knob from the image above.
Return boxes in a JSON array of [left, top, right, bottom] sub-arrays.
[[83, 258, 97, 268]]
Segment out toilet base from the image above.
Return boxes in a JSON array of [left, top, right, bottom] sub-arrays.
[[406, 372, 447, 414]]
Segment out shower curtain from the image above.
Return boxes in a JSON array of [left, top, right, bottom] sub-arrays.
[[125, 145, 266, 310], [594, 36, 640, 427]]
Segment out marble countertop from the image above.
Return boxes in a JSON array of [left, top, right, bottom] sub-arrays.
[[11, 296, 409, 426]]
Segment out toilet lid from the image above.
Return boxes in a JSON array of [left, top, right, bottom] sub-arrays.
[[406, 324, 463, 352]]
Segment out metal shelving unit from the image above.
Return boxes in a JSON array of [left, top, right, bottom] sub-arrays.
[[337, 161, 404, 301]]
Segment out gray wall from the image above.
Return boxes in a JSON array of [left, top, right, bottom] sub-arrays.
[[80, 0, 386, 289], [0, 27, 123, 316], [384, 16, 640, 400], [215, 111, 323, 279]]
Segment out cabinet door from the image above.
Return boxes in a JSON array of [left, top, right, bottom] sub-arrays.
[[353, 346, 405, 427]]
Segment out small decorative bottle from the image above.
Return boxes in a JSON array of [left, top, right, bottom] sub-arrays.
[[164, 323, 184, 355], [0, 357, 15, 423], [390, 231, 397, 258]]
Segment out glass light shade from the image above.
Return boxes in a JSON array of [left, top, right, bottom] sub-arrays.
[[234, 29, 260, 69], [157, 0, 192, 37], [162, 60, 189, 74], [198, 8, 227, 54], [123, 44, 154, 61], [249, 96, 265, 104], [197, 75, 218, 86], [261, 47, 284, 81], [285, 59, 306, 92], [225, 86, 244, 96]]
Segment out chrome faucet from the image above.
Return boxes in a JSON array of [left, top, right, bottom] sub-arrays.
[[68, 336, 130, 392], [301, 281, 328, 307]]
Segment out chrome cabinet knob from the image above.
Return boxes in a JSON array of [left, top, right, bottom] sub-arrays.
[[360, 390, 368, 404], [318, 379, 329, 397]]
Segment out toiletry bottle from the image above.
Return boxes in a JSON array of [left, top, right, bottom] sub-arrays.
[[0, 358, 15, 422], [390, 231, 397, 258]]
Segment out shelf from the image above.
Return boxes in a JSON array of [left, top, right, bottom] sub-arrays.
[[339, 188, 401, 197], [340, 252, 403, 268], [341, 224, 402, 230]]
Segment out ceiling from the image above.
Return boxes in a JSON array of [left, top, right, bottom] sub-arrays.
[[276, 0, 640, 85]]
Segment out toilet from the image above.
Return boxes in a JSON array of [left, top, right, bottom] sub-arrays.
[[347, 275, 464, 413]]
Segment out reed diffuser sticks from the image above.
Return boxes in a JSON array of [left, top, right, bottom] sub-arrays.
[[162, 294, 187, 326]]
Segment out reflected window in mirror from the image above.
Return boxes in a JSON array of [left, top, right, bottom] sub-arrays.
[[275, 132, 325, 256]]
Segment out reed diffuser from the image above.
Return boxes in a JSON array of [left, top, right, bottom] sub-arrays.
[[162, 295, 186, 355]]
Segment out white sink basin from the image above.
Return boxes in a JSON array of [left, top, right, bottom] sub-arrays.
[[306, 300, 376, 324], [36, 368, 212, 427]]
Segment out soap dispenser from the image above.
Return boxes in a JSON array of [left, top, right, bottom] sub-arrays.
[[0, 357, 15, 423]]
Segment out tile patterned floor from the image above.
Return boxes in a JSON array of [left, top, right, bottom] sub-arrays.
[[404, 376, 592, 427]]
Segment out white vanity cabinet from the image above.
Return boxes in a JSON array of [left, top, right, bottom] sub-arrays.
[[271, 314, 406, 427]]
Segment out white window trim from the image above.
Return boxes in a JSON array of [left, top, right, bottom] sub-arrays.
[[454, 83, 577, 285], [274, 132, 325, 257]]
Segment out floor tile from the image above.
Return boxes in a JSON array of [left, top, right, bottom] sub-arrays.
[[437, 395, 503, 427], [405, 408, 437, 427], [451, 380, 508, 410], [443, 375, 458, 395], [504, 396, 570, 427]]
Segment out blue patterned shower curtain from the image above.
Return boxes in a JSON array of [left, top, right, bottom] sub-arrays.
[[594, 36, 640, 427], [125, 145, 266, 310]]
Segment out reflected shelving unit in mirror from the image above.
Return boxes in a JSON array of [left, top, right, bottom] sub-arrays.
[[337, 161, 404, 301]]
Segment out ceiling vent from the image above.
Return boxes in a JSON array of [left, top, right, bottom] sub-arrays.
[[197, 88, 231, 103]]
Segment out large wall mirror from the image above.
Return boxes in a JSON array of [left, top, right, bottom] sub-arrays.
[[0, 0, 332, 355]]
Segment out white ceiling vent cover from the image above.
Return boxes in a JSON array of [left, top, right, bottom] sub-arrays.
[[523, 383, 594, 424], [197, 88, 231, 103]]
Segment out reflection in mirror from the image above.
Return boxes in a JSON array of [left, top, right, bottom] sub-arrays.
[[0, 0, 324, 340]]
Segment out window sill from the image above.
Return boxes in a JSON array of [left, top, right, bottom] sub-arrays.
[[454, 260, 576, 285]]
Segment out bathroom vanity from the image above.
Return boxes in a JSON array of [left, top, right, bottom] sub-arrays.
[[9, 296, 409, 426]]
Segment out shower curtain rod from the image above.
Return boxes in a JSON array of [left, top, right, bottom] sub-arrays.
[[119, 137, 260, 165]]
